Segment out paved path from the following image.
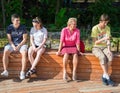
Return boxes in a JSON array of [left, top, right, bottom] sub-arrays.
[[0, 79, 120, 93]]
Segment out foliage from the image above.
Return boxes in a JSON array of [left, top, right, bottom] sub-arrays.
[[0, 38, 8, 48], [0, 0, 119, 35], [0, 13, 2, 27], [5, 0, 24, 26], [55, 8, 67, 28], [88, 0, 120, 27], [55, 8, 81, 29], [47, 24, 58, 32], [37, 0, 58, 23], [111, 27, 120, 37]]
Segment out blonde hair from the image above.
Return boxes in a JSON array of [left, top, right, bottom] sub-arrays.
[[32, 17, 43, 27], [67, 18, 77, 26]]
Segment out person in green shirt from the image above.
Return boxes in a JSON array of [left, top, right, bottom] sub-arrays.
[[91, 14, 114, 86]]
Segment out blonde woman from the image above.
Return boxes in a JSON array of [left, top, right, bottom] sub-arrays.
[[57, 18, 82, 81], [26, 17, 47, 77]]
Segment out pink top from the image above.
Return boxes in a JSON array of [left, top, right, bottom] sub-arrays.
[[60, 27, 80, 47]]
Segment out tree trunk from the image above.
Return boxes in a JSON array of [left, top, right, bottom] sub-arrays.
[[56, 0, 61, 14], [55, 0, 61, 24], [1, 0, 6, 30]]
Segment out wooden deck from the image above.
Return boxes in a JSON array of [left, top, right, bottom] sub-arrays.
[[0, 79, 120, 93]]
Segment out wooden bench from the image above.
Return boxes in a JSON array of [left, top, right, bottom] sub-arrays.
[[0, 49, 120, 82]]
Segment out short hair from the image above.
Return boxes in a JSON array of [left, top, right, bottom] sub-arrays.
[[32, 17, 43, 27], [11, 14, 20, 21], [99, 14, 109, 21], [11, 14, 20, 20], [67, 17, 77, 26]]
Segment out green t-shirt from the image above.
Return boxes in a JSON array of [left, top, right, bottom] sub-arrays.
[[91, 25, 111, 47]]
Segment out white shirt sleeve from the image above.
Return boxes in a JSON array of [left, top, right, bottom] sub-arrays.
[[30, 27, 34, 36], [43, 27, 48, 39]]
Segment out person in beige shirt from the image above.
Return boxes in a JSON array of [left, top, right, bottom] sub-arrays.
[[91, 14, 114, 86]]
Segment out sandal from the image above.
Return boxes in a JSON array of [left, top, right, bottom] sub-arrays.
[[26, 69, 36, 77]]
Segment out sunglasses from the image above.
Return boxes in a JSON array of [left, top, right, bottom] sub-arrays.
[[32, 19, 40, 23]]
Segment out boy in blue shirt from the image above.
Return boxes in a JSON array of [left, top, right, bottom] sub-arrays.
[[1, 14, 28, 80]]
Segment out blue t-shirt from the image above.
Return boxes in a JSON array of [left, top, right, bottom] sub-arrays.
[[6, 24, 27, 46]]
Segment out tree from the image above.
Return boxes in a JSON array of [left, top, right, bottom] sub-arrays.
[[1, 0, 5, 29], [0, 0, 26, 28], [88, 0, 119, 26]]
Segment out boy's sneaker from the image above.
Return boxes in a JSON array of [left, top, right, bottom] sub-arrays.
[[1, 70, 9, 77], [107, 79, 115, 86], [20, 71, 25, 80], [102, 77, 108, 85], [63, 72, 68, 81], [72, 73, 77, 81]]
